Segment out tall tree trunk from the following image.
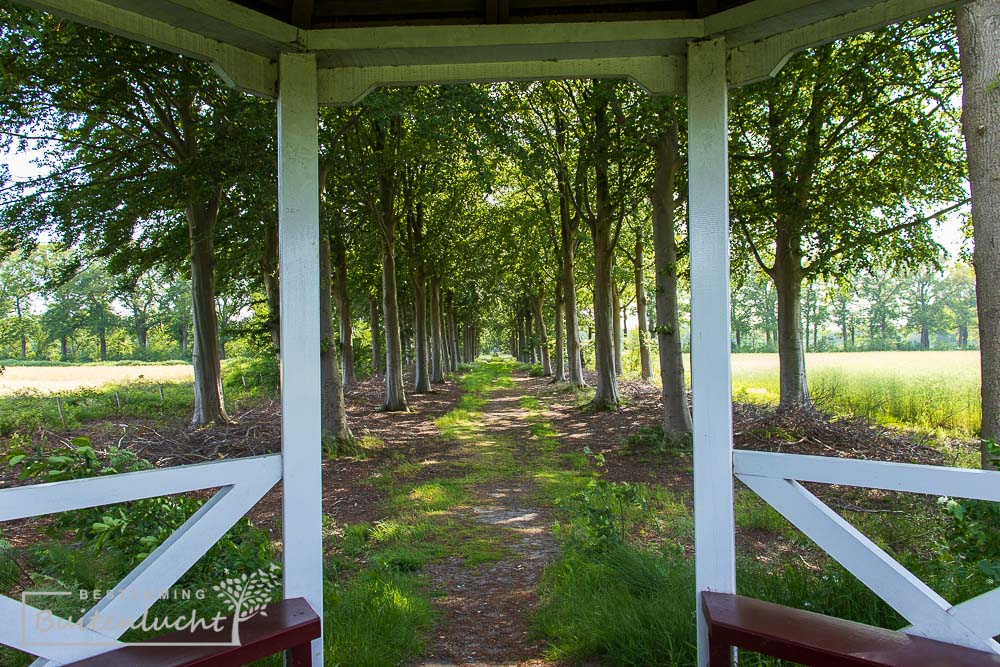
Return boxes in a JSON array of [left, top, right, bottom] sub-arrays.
[[332, 236, 356, 389], [447, 301, 459, 372], [369, 294, 383, 375], [557, 116, 585, 387], [136, 321, 148, 351], [960, 0, 1000, 468], [430, 275, 444, 383], [612, 280, 624, 376], [634, 232, 652, 381], [60, 336, 68, 362], [773, 228, 811, 410], [15, 296, 27, 359], [553, 277, 566, 381], [261, 223, 281, 354], [187, 196, 230, 426], [412, 266, 430, 393], [381, 233, 408, 411], [589, 90, 620, 410], [533, 291, 552, 376], [652, 130, 692, 434], [320, 237, 353, 445]]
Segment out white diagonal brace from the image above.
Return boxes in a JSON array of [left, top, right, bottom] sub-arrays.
[[0, 596, 124, 663], [0, 455, 281, 521], [734, 450, 1000, 501], [901, 586, 1000, 641], [738, 474, 1000, 654], [26, 455, 280, 666]]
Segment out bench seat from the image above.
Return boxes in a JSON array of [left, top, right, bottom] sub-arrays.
[[64, 597, 319, 667], [703, 591, 1000, 667]]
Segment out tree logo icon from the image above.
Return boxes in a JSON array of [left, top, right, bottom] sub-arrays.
[[212, 564, 280, 645]]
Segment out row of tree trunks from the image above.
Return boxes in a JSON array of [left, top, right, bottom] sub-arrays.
[[612, 280, 624, 377], [588, 85, 621, 411], [430, 276, 445, 384], [332, 231, 357, 390], [369, 294, 383, 375], [634, 229, 652, 381], [556, 112, 586, 387], [319, 236, 353, 444], [532, 291, 553, 376], [553, 278, 566, 381]]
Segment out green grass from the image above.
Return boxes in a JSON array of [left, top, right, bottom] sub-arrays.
[[730, 351, 982, 436], [323, 569, 435, 667], [0, 356, 278, 436]]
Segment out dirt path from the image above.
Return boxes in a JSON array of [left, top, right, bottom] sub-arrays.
[[412, 374, 561, 667]]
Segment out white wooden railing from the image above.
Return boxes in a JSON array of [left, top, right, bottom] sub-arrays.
[[734, 450, 1000, 654], [0, 454, 281, 665]]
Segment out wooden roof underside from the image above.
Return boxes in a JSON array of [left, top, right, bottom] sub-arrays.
[[238, 0, 750, 29]]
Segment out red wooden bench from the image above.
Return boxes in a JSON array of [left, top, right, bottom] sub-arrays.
[[64, 597, 320, 667], [703, 592, 1000, 666]]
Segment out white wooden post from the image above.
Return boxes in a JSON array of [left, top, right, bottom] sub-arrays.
[[688, 37, 736, 667], [278, 52, 324, 666]]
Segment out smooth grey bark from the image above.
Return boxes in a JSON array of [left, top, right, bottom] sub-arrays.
[[588, 91, 621, 410], [380, 234, 407, 411], [553, 277, 566, 381], [369, 294, 383, 376], [634, 230, 652, 381], [532, 290, 552, 376], [556, 114, 586, 387], [774, 227, 811, 410], [261, 223, 281, 353], [652, 129, 692, 434], [959, 0, 1000, 468], [612, 279, 623, 376], [320, 236, 353, 445], [332, 235, 356, 389], [408, 203, 431, 393], [15, 297, 26, 359], [447, 299, 459, 372], [430, 275, 444, 383], [187, 194, 230, 426]]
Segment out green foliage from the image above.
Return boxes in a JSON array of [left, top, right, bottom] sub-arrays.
[[526, 363, 545, 377], [2, 437, 275, 580], [0, 533, 20, 592], [939, 442, 1000, 576], [625, 424, 692, 455], [222, 355, 280, 396], [555, 478, 651, 554]]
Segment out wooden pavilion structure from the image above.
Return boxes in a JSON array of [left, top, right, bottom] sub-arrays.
[[3, 0, 1000, 665]]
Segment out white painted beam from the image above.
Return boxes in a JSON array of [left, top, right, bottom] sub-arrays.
[[318, 56, 686, 105], [734, 451, 1000, 501], [0, 455, 280, 521], [687, 37, 736, 667], [277, 51, 324, 667], [740, 475, 1000, 654]]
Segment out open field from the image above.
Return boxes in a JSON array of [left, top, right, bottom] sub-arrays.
[[0, 364, 194, 395], [730, 351, 981, 435]]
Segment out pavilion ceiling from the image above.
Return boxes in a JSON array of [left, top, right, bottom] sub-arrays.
[[238, 0, 752, 29]]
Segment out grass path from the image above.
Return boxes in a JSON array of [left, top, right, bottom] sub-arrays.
[[415, 372, 561, 666]]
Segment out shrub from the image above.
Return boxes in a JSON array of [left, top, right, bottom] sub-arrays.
[[3, 437, 276, 588], [939, 441, 1000, 578]]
